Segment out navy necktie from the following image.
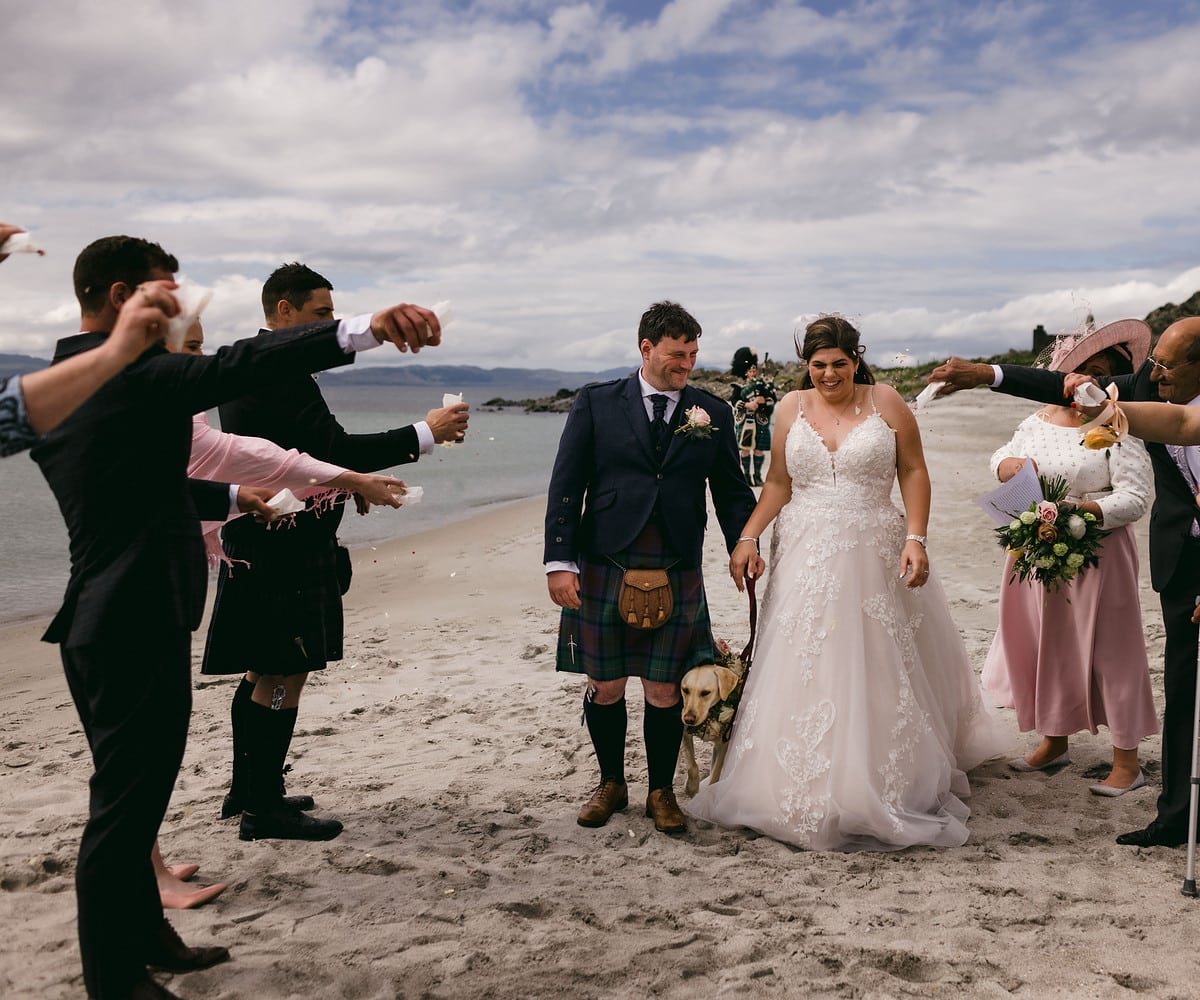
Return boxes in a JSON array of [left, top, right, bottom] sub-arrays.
[[650, 393, 669, 453]]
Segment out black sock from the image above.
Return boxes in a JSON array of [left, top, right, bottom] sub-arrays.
[[644, 700, 684, 791], [228, 678, 256, 798], [740, 455, 752, 480], [583, 696, 627, 783], [752, 454, 764, 481], [245, 701, 298, 811]]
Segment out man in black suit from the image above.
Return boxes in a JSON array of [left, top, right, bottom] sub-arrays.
[[31, 235, 445, 1000], [545, 301, 756, 835], [201, 262, 469, 842], [0, 221, 175, 454], [930, 315, 1200, 848]]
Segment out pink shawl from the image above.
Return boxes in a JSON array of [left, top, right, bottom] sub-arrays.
[[188, 412, 347, 564]]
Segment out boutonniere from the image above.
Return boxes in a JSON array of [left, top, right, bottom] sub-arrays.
[[675, 405, 716, 440]]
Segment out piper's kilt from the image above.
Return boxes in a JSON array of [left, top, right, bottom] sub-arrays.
[[738, 416, 771, 452], [557, 523, 715, 684], [201, 516, 344, 677]]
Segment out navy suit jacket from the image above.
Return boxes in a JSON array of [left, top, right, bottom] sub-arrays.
[[32, 322, 353, 647], [544, 375, 755, 568], [995, 361, 1197, 592], [217, 328, 423, 549]]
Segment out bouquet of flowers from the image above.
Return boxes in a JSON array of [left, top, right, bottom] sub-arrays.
[[994, 475, 1106, 592], [683, 638, 747, 742]]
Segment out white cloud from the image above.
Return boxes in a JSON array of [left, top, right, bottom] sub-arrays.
[[0, 0, 1197, 374]]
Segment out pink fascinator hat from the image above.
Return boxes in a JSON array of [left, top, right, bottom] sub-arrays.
[[1042, 319, 1151, 374]]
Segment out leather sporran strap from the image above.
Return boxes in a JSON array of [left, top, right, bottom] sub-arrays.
[[739, 575, 758, 669]]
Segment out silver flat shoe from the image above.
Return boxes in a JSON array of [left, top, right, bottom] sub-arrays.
[[1007, 751, 1071, 772], [1089, 770, 1147, 797]]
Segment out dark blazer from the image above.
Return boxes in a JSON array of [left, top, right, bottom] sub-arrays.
[[995, 361, 1197, 592], [216, 332, 423, 547], [544, 375, 755, 568], [31, 322, 353, 647], [202, 336, 427, 674]]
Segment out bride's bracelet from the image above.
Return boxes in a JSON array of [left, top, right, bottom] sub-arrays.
[[905, 534, 927, 548], [736, 536, 760, 551]]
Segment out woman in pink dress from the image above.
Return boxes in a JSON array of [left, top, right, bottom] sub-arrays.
[[982, 319, 1158, 795]]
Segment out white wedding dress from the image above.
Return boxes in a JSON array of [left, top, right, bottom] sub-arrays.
[[688, 394, 1008, 851]]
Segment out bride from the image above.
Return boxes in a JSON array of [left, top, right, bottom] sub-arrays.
[[688, 316, 1007, 851]]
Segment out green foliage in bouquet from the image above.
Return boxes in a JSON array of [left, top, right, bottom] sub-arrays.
[[994, 475, 1106, 592]]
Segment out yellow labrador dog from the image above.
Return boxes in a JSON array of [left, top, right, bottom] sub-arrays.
[[679, 663, 742, 796]]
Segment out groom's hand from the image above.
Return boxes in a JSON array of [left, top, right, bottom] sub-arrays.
[[548, 571, 581, 609]]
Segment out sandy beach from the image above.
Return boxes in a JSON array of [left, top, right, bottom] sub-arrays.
[[1, 391, 1194, 1000]]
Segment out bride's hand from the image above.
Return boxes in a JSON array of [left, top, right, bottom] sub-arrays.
[[729, 539, 759, 591], [900, 540, 929, 589]]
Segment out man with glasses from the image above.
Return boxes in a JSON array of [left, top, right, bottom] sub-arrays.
[[930, 316, 1200, 848]]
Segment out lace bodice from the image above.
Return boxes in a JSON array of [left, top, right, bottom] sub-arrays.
[[777, 393, 901, 544]]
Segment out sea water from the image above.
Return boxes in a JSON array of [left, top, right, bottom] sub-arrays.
[[0, 383, 568, 627]]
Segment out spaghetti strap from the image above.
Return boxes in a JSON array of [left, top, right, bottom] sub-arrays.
[[868, 386, 879, 415]]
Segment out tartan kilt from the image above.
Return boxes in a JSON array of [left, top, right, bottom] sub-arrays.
[[738, 416, 771, 452], [201, 519, 343, 676], [556, 524, 716, 684]]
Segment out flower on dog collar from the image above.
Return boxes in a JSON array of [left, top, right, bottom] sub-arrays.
[[675, 405, 716, 440]]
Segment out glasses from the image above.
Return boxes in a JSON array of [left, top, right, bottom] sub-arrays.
[[1148, 355, 1196, 375]]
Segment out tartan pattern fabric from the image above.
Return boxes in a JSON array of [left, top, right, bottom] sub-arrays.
[[556, 523, 715, 683]]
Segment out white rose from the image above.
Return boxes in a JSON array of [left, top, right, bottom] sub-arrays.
[[688, 406, 711, 427], [1067, 514, 1086, 540]]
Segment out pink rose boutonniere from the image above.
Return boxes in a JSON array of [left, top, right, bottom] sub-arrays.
[[675, 405, 716, 440]]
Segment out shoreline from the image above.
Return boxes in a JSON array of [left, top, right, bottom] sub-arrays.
[[0, 491, 547, 637], [1, 393, 1187, 1000]]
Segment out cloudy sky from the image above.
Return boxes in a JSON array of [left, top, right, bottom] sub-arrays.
[[2, 0, 1198, 372]]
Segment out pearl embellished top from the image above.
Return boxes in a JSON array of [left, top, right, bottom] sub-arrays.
[[989, 410, 1152, 529]]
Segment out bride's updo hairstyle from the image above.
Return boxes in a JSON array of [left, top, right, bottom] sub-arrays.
[[796, 315, 875, 389]]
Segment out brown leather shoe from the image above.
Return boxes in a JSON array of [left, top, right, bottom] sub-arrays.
[[645, 787, 687, 834], [577, 779, 628, 827]]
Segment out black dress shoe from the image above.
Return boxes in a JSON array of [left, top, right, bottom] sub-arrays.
[[1115, 823, 1187, 848], [220, 791, 315, 820], [144, 919, 231, 973], [239, 803, 343, 841], [127, 976, 183, 999]]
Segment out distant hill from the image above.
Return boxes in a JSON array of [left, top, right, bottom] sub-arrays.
[[1145, 290, 1200, 337], [319, 363, 633, 392], [3, 288, 1195, 388], [0, 353, 46, 380], [0, 353, 632, 394]]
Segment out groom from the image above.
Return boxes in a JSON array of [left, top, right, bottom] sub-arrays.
[[931, 316, 1200, 848], [544, 301, 755, 834]]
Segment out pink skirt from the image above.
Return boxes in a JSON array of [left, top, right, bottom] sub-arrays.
[[981, 523, 1159, 749]]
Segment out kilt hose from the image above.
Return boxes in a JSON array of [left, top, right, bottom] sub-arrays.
[[556, 521, 715, 684]]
